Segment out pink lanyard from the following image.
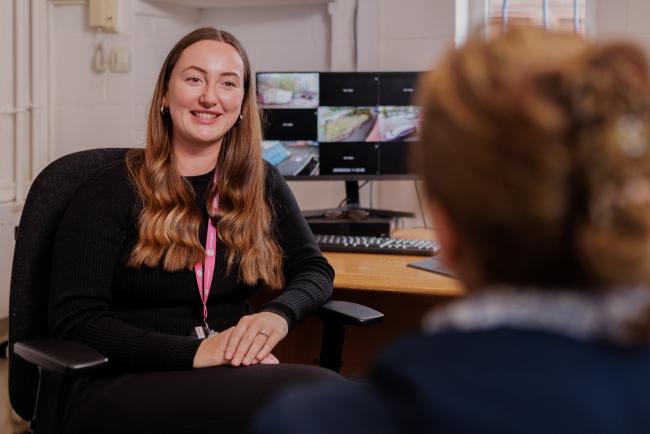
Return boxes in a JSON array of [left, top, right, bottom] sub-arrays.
[[193, 193, 219, 327]]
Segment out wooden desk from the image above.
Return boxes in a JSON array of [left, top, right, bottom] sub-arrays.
[[324, 251, 463, 296]]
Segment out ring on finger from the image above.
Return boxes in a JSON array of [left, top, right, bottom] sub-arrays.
[[258, 330, 269, 337]]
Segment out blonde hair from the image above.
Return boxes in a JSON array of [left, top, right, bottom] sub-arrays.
[[414, 26, 650, 289], [126, 27, 284, 289]]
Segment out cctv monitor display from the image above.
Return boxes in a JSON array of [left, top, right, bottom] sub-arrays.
[[379, 72, 418, 105], [262, 109, 317, 141], [257, 71, 421, 179], [257, 73, 319, 108], [319, 72, 379, 106], [317, 107, 379, 142], [377, 106, 420, 142], [261, 140, 319, 177]]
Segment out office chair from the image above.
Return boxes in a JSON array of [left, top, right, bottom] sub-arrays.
[[9, 148, 384, 434]]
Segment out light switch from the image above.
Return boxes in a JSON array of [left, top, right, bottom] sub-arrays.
[[110, 45, 131, 73]]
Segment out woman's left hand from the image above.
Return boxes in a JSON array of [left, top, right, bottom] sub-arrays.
[[224, 312, 289, 367]]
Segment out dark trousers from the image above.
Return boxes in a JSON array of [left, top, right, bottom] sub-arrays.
[[64, 363, 342, 434]]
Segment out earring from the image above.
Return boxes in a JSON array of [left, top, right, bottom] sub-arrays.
[[160, 104, 166, 115]]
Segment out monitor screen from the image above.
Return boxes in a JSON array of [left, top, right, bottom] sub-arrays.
[[257, 71, 421, 179]]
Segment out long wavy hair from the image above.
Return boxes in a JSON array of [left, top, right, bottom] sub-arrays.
[[126, 27, 284, 289]]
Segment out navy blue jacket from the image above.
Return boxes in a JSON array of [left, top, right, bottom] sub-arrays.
[[254, 328, 650, 434]]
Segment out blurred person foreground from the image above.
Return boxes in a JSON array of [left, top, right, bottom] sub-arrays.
[[253, 26, 650, 434]]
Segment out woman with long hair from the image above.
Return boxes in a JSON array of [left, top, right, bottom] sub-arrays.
[[49, 27, 340, 433], [254, 26, 650, 434]]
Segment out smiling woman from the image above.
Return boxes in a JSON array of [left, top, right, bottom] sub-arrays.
[[164, 40, 245, 172], [48, 27, 341, 434]]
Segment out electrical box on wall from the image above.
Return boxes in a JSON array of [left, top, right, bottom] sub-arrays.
[[89, 0, 119, 33]]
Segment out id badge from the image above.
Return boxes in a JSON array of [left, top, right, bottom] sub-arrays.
[[192, 325, 216, 339]]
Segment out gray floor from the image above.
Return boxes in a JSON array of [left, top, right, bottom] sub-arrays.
[[0, 318, 29, 434]]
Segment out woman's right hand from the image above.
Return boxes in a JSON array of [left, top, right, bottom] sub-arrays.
[[193, 327, 279, 368]]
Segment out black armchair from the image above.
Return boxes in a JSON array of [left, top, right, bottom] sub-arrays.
[[9, 148, 383, 434]]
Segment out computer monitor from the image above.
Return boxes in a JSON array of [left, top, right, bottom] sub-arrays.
[[257, 71, 422, 181]]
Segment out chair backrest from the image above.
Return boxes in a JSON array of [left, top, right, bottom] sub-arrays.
[[9, 148, 129, 421]]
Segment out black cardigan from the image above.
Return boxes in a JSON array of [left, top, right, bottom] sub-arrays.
[[48, 158, 334, 372]]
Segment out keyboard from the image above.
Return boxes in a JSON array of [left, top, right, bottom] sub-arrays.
[[315, 234, 439, 256]]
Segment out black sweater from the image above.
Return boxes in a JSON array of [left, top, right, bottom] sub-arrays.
[[48, 158, 334, 372]]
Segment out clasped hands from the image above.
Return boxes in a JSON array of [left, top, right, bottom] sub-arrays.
[[193, 311, 289, 369]]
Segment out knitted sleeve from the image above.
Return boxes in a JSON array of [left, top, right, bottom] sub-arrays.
[[261, 164, 335, 328]]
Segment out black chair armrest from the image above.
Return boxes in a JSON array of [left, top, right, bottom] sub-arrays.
[[315, 300, 384, 372], [13, 339, 108, 375], [13, 339, 108, 433], [317, 300, 384, 326]]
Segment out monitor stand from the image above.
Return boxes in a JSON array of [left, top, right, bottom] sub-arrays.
[[303, 181, 415, 237], [302, 180, 416, 220]]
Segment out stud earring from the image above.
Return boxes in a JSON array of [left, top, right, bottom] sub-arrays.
[[160, 105, 166, 115]]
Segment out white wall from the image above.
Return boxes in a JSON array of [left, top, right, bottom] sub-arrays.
[[592, 0, 650, 59], [51, 1, 199, 158], [379, 0, 455, 70], [197, 4, 331, 71], [374, 0, 455, 223], [0, 0, 15, 204], [0, 0, 25, 318]]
